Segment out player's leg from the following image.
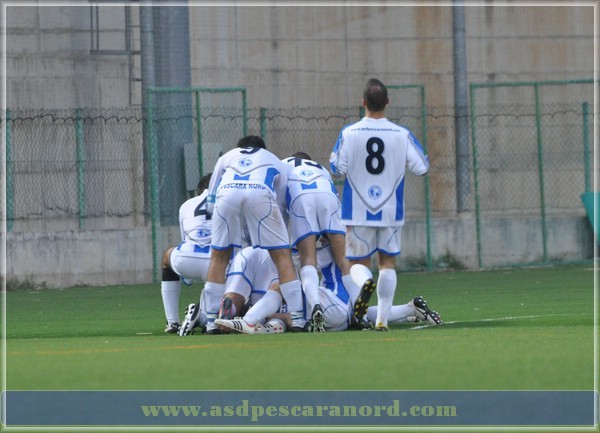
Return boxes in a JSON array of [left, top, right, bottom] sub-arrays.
[[202, 247, 233, 334], [296, 235, 323, 329], [268, 248, 307, 331], [216, 282, 284, 334], [345, 226, 377, 326], [318, 287, 348, 332], [326, 232, 361, 304], [371, 226, 402, 331], [367, 304, 415, 324], [160, 246, 181, 333], [374, 252, 398, 332]]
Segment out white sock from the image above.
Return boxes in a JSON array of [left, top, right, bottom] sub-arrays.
[[279, 279, 304, 314], [202, 282, 226, 316], [300, 265, 320, 311], [244, 290, 283, 325], [367, 304, 414, 324], [161, 280, 181, 324], [375, 269, 397, 327], [342, 274, 361, 305], [350, 263, 373, 288]]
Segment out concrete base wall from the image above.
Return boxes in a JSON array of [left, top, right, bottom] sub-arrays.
[[6, 216, 594, 289]]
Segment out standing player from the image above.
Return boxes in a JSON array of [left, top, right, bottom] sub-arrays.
[[204, 135, 307, 333], [282, 152, 360, 332], [160, 173, 212, 334], [330, 78, 430, 331]]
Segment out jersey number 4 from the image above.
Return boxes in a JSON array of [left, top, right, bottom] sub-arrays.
[[366, 137, 385, 174], [194, 197, 211, 220]]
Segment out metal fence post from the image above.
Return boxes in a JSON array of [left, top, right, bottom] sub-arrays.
[[195, 90, 204, 178], [6, 109, 13, 232], [260, 107, 268, 144], [75, 109, 86, 230], [419, 86, 433, 271], [146, 88, 161, 284], [242, 88, 248, 137], [582, 102, 591, 193], [469, 83, 483, 268], [534, 83, 548, 263]]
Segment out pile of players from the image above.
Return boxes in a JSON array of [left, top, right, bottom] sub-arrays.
[[160, 78, 442, 336]]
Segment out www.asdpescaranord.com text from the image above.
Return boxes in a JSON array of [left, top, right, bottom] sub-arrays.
[[140, 399, 457, 422]]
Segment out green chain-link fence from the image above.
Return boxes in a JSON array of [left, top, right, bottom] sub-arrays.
[[4, 80, 594, 279], [470, 79, 594, 267]]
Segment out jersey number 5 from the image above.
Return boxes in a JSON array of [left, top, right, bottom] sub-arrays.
[[366, 137, 385, 174]]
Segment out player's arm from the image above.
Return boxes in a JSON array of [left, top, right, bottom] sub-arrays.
[[273, 160, 289, 215], [206, 156, 225, 214], [329, 129, 348, 177], [406, 132, 429, 176]]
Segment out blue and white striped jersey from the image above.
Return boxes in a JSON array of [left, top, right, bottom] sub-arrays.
[[282, 156, 338, 207], [207, 146, 288, 213], [330, 117, 429, 227]]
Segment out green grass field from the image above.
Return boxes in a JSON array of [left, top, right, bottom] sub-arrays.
[[5, 264, 595, 394]]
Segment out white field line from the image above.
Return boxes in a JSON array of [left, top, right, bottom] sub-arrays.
[[409, 312, 592, 330]]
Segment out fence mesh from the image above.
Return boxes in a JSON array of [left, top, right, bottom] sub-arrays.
[[4, 86, 594, 268]]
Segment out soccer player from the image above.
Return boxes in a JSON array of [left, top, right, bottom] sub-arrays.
[[216, 239, 441, 334], [282, 152, 360, 332], [213, 246, 289, 334], [160, 173, 213, 334], [204, 135, 307, 333], [330, 78, 430, 331]]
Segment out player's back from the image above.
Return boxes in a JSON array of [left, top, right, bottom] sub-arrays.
[[334, 117, 428, 226], [282, 156, 337, 200], [218, 147, 286, 190], [178, 190, 212, 246]]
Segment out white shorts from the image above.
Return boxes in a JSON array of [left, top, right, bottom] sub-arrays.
[[345, 226, 402, 260], [320, 287, 351, 332], [225, 249, 279, 306], [288, 192, 346, 247], [169, 242, 211, 283], [212, 184, 290, 250]]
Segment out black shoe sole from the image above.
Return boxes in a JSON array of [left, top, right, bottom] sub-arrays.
[[353, 279, 376, 323], [309, 305, 326, 332]]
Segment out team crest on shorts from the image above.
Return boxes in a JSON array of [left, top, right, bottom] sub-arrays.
[[196, 229, 211, 238], [239, 158, 253, 167], [368, 185, 382, 200]]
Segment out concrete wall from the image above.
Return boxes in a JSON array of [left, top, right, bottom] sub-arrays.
[[5, 215, 593, 288], [4, 4, 594, 287], [6, 4, 593, 110]]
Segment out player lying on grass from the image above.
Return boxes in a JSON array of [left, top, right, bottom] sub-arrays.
[[214, 240, 442, 334], [160, 172, 213, 334]]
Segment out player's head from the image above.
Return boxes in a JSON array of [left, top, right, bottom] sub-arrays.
[[237, 135, 266, 149], [292, 151, 312, 160], [363, 78, 389, 112], [197, 172, 212, 195]]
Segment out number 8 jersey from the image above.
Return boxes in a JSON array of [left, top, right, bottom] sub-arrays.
[[329, 117, 429, 227]]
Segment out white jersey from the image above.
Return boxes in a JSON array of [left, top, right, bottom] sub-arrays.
[[282, 156, 345, 245], [178, 190, 212, 247], [282, 156, 338, 202], [225, 247, 279, 305], [329, 117, 429, 227], [208, 146, 287, 214]]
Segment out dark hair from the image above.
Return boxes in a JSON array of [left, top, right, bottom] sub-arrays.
[[292, 151, 312, 160], [237, 135, 266, 149], [363, 78, 388, 112], [197, 172, 212, 194]]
